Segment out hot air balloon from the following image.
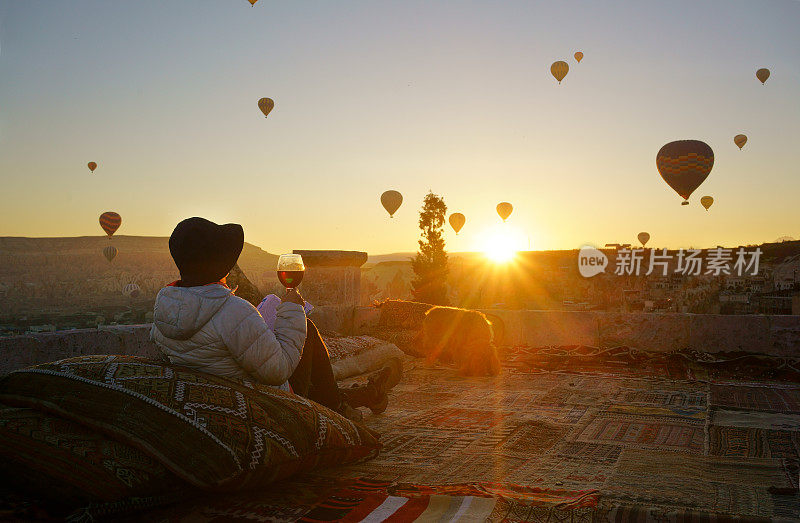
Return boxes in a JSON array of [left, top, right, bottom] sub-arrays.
[[638, 232, 650, 247], [734, 134, 747, 150], [123, 283, 141, 298], [756, 68, 770, 85], [574, 51, 583, 63], [496, 202, 513, 222], [449, 213, 465, 234], [550, 61, 569, 84], [99, 212, 122, 238], [656, 140, 714, 205], [88, 162, 97, 173], [103, 245, 118, 262], [258, 97, 274, 118], [380, 190, 403, 218], [700, 196, 714, 211], [247, 0, 258, 5]]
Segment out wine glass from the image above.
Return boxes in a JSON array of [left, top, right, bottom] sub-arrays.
[[277, 254, 305, 289]]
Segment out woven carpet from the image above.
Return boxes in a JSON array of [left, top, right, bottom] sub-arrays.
[[573, 409, 706, 454], [604, 448, 795, 517], [709, 425, 800, 461], [124, 477, 600, 522], [710, 384, 800, 413], [109, 346, 800, 522], [711, 408, 800, 430], [5, 345, 800, 521], [508, 345, 800, 383]]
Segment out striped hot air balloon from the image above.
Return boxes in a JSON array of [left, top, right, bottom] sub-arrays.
[[99, 212, 122, 238], [103, 245, 118, 262], [574, 51, 583, 63], [550, 61, 569, 84], [656, 140, 714, 205], [88, 162, 97, 173], [258, 97, 274, 118], [123, 283, 141, 298], [734, 134, 747, 150]]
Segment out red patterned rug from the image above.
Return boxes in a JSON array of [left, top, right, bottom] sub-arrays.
[[123, 477, 599, 522]]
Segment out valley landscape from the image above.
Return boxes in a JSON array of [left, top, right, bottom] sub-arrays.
[[0, 236, 278, 332], [4, 234, 800, 335]]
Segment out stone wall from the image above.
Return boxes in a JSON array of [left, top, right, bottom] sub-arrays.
[[293, 250, 367, 307], [0, 324, 160, 376], [2, 310, 799, 376], [353, 306, 800, 358], [482, 310, 800, 357]]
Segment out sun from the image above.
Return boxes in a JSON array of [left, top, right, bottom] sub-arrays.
[[484, 235, 517, 262], [478, 225, 527, 263]]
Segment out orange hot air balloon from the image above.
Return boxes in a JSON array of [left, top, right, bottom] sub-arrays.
[[550, 61, 569, 84], [638, 232, 650, 247], [656, 140, 714, 205], [496, 202, 513, 222], [103, 245, 118, 262], [756, 68, 770, 85], [734, 134, 747, 150], [258, 97, 274, 118], [380, 190, 403, 218], [700, 196, 714, 211], [88, 162, 97, 173], [574, 51, 583, 63], [99, 212, 122, 238], [247, 0, 258, 5], [449, 213, 465, 234]]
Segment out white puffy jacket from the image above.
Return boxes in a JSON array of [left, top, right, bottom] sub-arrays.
[[150, 284, 307, 391]]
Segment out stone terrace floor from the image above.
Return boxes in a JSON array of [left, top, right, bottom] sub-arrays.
[[129, 346, 800, 522]]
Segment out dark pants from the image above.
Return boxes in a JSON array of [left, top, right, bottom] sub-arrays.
[[288, 319, 342, 411]]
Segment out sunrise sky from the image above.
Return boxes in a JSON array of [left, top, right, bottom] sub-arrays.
[[1, 1, 798, 255]]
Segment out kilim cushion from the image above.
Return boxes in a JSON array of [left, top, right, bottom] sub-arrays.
[[0, 403, 187, 517], [378, 300, 435, 330], [0, 355, 381, 493], [324, 335, 405, 381]]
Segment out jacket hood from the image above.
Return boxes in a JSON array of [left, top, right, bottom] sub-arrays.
[[152, 284, 232, 341]]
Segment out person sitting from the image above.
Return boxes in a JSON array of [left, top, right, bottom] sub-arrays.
[[150, 217, 397, 421]]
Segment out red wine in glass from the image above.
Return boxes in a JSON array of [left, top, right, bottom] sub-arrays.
[[277, 270, 304, 288], [277, 254, 305, 289]]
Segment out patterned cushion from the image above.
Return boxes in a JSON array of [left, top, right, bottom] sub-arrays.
[[324, 335, 405, 380], [0, 403, 186, 516], [0, 355, 381, 494], [377, 300, 434, 330]]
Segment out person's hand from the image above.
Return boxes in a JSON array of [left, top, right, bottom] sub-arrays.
[[281, 288, 305, 306]]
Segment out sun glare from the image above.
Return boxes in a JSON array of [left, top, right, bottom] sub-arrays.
[[478, 225, 528, 263]]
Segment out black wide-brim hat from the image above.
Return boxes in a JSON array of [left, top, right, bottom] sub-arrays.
[[169, 217, 244, 286]]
